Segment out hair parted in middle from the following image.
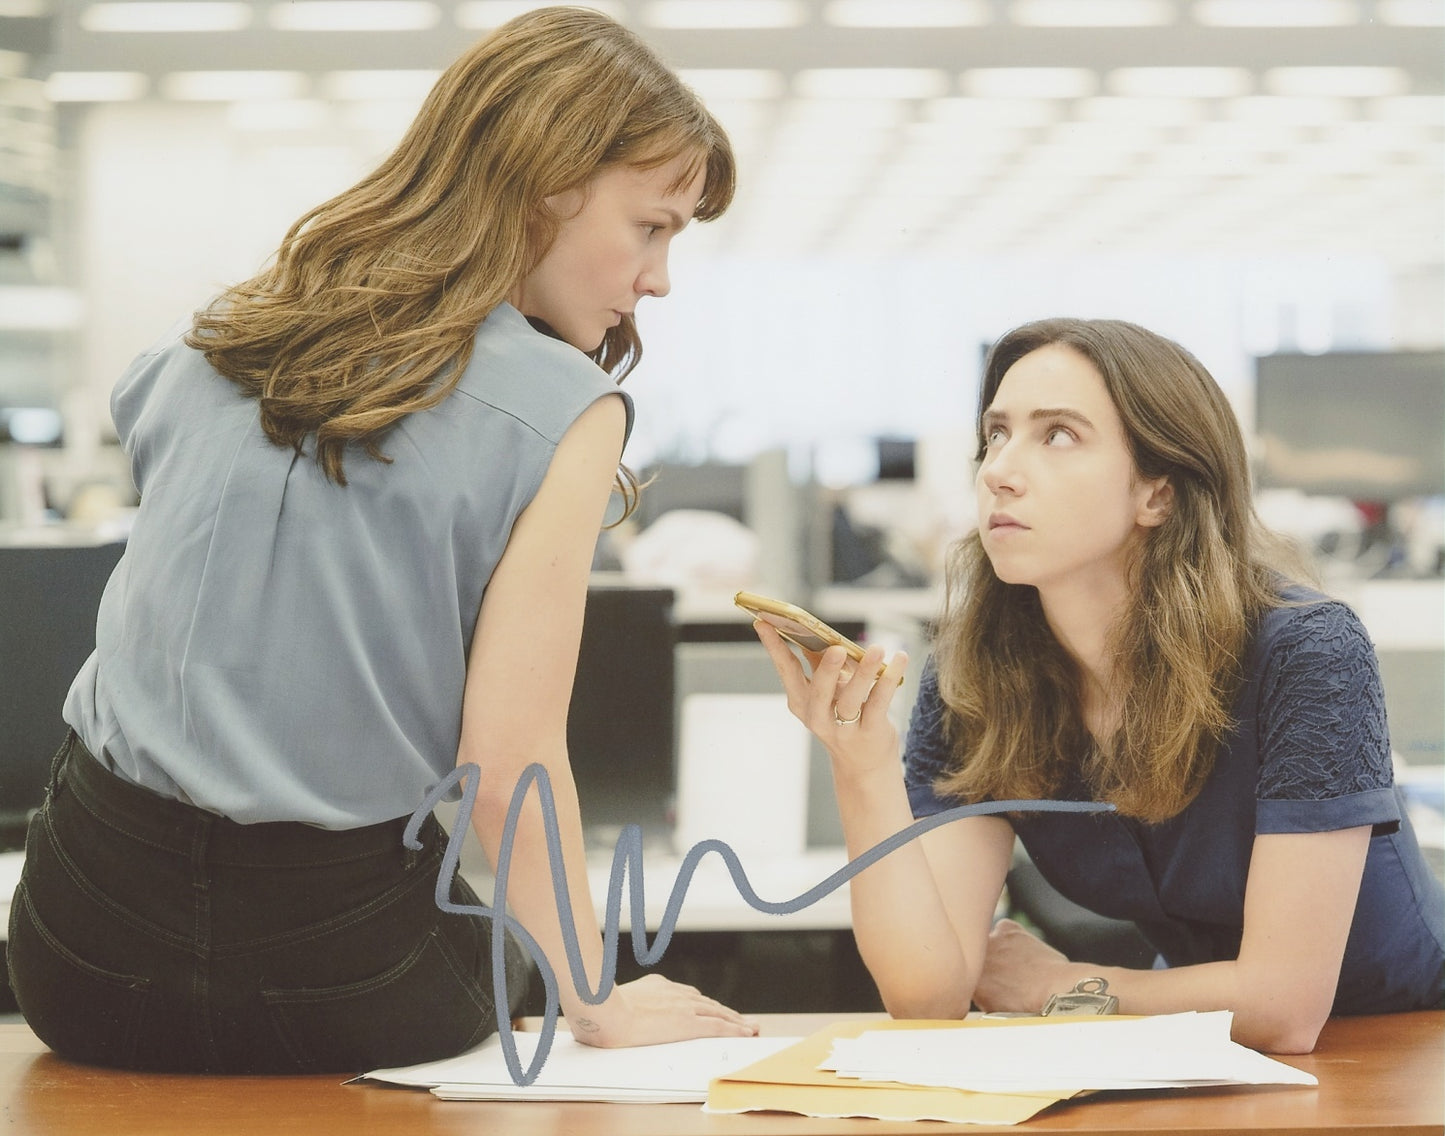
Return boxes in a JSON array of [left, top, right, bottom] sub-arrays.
[[931, 317, 1312, 822], [188, 5, 735, 491]]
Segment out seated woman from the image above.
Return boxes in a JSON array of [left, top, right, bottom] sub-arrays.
[[753, 317, 1444, 1054]]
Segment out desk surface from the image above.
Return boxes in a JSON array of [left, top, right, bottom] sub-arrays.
[[1, 1011, 1439, 1136]]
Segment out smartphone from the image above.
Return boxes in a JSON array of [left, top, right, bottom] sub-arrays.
[[734, 591, 899, 681]]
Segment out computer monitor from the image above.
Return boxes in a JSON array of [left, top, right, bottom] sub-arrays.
[[0, 537, 126, 846], [567, 584, 677, 843], [1253, 351, 1445, 503]]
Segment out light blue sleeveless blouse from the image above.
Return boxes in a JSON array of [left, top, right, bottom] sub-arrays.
[[65, 302, 633, 828]]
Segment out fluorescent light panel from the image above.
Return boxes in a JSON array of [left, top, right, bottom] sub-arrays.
[[676, 69, 785, 100], [227, 99, 332, 130], [322, 70, 440, 100], [268, 2, 440, 31], [44, 70, 148, 100], [455, 1, 625, 27], [642, 1, 808, 28], [1265, 67, 1409, 98], [162, 70, 307, 100], [962, 68, 1097, 98], [1192, 0, 1358, 25], [1378, 0, 1445, 24], [823, 0, 990, 26], [795, 68, 950, 99], [80, 1, 250, 31], [1010, 0, 1176, 26], [1107, 67, 1252, 98]]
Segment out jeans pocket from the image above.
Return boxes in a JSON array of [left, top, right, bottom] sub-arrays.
[[7, 884, 154, 1068], [261, 927, 497, 1074]]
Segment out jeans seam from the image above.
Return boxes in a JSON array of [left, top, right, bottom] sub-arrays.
[[37, 802, 194, 952], [212, 853, 439, 959]]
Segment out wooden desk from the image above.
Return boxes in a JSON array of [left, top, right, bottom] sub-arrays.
[[1, 1012, 1439, 1135]]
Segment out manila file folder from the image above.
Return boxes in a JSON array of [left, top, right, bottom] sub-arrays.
[[706, 1018, 1076, 1125]]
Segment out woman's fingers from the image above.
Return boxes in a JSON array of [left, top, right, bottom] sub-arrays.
[[754, 620, 908, 736]]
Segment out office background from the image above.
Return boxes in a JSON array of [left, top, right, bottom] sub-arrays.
[[1, 0, 1442, 1011]]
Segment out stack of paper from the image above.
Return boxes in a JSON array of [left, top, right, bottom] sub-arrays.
[[706, 1013, 1316, 1124], [362, 1030, 799, 1103], [827, 1012, 1317, 1094]]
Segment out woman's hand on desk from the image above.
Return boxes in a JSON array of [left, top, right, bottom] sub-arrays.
[[973, 918, 1076, 1014], [568, 974, 758, 1048]]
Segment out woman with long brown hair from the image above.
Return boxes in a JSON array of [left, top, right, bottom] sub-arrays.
[[10, 6, 754, 1073], [756, 317, 1443, 1053]]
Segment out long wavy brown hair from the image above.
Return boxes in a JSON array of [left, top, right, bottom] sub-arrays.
[[187, 6, 734, 495], [933, 318, 1312, 822]]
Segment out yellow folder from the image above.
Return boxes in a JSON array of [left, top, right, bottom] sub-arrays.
[[705, 1017, 1079, 1125]]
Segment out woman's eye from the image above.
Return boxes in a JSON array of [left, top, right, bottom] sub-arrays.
[[1044, 425, 1076, 445], [984, 426, 1006, 446]]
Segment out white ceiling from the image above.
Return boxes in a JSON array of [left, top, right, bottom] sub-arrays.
[[2, 0, 1443, 267]]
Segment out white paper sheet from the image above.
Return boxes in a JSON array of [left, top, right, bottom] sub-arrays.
[[363, 1031, 801, 1103], [823, 1012, 1316, 1094]]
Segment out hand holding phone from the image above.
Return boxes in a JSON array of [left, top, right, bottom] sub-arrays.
[[734, 591, 900, 682]]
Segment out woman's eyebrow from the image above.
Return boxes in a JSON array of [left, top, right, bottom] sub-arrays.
[[1029, 406, 1095, 429], [981, 406, 1095, 429]]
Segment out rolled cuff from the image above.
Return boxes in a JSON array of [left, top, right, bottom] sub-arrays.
[[1257, 784, 1402, 836]]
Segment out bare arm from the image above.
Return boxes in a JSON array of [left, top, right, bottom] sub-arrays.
[[460, 393, 753, 1046], [754, 622, 1013, 1018], [975, 826, 1370, 1053]]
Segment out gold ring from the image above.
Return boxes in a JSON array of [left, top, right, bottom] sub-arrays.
[[832, 704, 862, 727]]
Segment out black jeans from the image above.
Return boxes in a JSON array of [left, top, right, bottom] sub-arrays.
[[7, 731, 530, 1074]]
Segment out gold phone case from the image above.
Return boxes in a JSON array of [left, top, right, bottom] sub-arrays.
[[733, 591, 867, 659], [734, 591, 901, 683]]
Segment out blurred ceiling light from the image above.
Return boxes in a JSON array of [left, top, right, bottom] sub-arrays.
[[337, 99, 423, 133], [43, 70, 148, 100], [322, 70, 440, 100], [455, 0, 624, 26], [795, 68, 950, 99], [822, 0, 990, 26], [1108, 66, 1251, 97], [1192, 0, 1358, 25], [1371, 95, 1445, 125], [80, 1, 250, 31], [1010, 0, 1175, 26], [0, 287, 82, 331], [1078, 95, 1206, 123], [1265, 66, 1409, 98], [268, 2, 440, 31], [962, 67, 1097, 98], [641, 1, 807, 28], [227, 99, 332, 130], [161, 70, 308, 100], [923, 96, 1059, 127], [676, 69, 785, 100], [1378, 0, 1445, 23], [1225, 95, 1352, 123]]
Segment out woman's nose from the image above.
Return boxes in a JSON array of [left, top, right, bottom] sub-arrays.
[[638, 255, 671, 298], [980, 444, 1022, 495]]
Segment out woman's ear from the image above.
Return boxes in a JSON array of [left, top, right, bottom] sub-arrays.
[[1136, 477, 1174, 529]]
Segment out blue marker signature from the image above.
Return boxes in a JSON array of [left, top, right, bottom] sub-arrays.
[[403, 761, 1111, 1086]]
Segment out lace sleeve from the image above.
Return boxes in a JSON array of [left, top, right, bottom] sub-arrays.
[[902, 656, 958, 817], [1255, 599, 1395, 818]]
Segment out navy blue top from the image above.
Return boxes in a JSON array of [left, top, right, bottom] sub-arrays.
[[904, 592, 1445, 1015]]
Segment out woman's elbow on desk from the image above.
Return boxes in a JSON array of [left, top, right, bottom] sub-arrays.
[[1230, 1001, 1331, 1055]]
